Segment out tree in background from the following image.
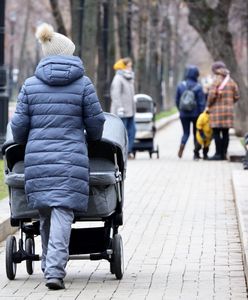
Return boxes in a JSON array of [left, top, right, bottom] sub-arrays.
[[184, 0, 248, 134], [5, 0, 248, 132], [49, 0, 67, 35]]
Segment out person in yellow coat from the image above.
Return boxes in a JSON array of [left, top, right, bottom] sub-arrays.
[[195, 108, 213, 160]]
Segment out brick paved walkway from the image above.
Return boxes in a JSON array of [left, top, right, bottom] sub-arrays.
[[0, 120, 247, 299]]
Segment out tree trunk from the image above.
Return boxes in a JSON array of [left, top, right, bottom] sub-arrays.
[[17, 0, 31, 89], [97, 0, 109, 111], [81, 0, 98, 81], [107, 2, 115, 111], [136, 0, 149, 94], [115, 0, 128, 57], [70, 0, 84, 57], [127, 0, 133, 58], [49, 0, 67, 35], [148, 0, 161, 111], [185, 0, 248, 134], [161, 16, 174, 110], [171, 0, 181, 97]]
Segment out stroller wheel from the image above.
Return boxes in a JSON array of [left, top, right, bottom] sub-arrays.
[[6, 235, 17, 280], [25, 238, 35, 275], [157, 145, 159, 159], [112, 234, 124, 279]]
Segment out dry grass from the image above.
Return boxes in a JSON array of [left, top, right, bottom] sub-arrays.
[[0, 160, 8, 200]]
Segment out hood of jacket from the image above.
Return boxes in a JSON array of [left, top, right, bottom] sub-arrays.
[[35, 55, 84, 86], [184, 65, 199, 81]]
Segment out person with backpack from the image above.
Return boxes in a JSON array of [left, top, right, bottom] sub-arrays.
[[207, 61, 239, 160], [175, 65, 206, 159]]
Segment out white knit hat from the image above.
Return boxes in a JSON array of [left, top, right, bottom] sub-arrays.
[[35, 23, 75, 56]]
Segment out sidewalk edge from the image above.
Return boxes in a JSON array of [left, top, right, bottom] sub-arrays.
[[155, 113, 179, 131], [0, 198, 17, 242], [232, 170, 248, 282]]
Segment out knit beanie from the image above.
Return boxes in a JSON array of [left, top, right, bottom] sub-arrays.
[[113, 59, 126, 71], [35, 23, 75, 56], [211, 61, 226, 74]]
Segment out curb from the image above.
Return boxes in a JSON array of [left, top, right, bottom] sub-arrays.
[[0, 198, 17, 242], [155, 113, 179, 131], [228, 131, 245, 162], [232, 170, 248, 282]]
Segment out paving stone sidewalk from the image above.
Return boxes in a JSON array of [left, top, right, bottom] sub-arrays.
[[0, 119, 247, 299]]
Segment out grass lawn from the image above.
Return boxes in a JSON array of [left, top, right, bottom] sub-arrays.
[[155, 107, 178, 121], [0, 160, 8, 200]]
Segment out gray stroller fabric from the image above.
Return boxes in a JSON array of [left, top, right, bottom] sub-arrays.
[[89, 158, 116, 186], [77, 157, 118, 217], [10, 188, 39, 219], [6, 161, 39, 219], [101, 113, 128, 170], [6, 158, 118, 219], [5, 161, 25, 188]]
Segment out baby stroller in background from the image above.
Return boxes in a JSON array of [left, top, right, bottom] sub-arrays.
[[132, 94, 159, 159], [2, 113, 127, 281]]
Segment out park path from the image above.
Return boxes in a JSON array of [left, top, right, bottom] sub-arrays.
[[0, 120, 246, 299]]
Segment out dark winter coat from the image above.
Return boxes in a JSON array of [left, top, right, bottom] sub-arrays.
[[11, 55, 105, 212], [175, 66, 206, 118]]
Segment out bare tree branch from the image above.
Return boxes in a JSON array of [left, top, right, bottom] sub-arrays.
[[49, 0, 67, 36]]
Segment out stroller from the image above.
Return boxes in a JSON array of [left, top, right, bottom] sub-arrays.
[[2, 112, 127, 281], [132, 94, 159, 158]]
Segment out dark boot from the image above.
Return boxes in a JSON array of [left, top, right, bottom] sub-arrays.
[[203, 146, 209, 160], [193, 153, 200, 160], [178, 144, 185, 158], [194, 142, 201, 160], [46, 278, 65, 290], [209, 154, 223, 161]]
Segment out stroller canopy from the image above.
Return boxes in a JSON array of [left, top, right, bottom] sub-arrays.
[[101, 112, 128, 167], [134, 94, 155, 114]]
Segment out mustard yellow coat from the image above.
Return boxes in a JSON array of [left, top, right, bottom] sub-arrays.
[[196, 112, 213, 147]]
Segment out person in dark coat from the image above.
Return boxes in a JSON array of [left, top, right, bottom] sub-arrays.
[[175, 65, 205, 159], [10, 23, 105, 290]]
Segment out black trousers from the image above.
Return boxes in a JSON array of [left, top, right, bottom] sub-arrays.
[[212, 128, 229, 158], [194, 141, 209, 158]]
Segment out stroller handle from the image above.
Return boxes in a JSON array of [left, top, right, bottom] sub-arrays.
[[1, 140, 17, 156]]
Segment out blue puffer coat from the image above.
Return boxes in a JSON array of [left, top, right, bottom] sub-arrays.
[[175, 66, 206, 118], [11, 55, 105, 212]]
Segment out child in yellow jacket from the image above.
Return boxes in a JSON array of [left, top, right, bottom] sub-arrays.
[[195, 109, 213, 160]]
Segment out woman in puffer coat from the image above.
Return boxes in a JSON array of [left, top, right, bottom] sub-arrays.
[[11, 24, 105, 290]]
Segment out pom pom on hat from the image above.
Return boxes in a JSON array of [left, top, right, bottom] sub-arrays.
[[35, 23, 75, 56], [35, 23, 54, 43]]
